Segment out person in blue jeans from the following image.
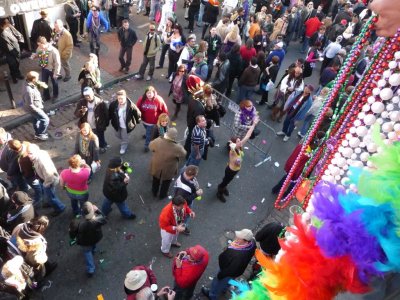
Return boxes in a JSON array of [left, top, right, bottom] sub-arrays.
[[27, 143, 66, 217], [101, 157, 136, 220], [22, 71, 50, 140], [202, 229, 256, 299], [69, 201, 107, 277], [185, 115, 208, 167]]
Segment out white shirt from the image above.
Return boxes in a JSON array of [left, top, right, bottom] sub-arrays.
[[87, 101, 96, 129], [324, 42, 342, 59], [118, 103, 127, 129]]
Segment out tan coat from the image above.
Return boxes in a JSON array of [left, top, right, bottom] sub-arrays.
[[270, 18, 285, 41], [57, 29, 73, 60], [149, 137, 186, 180]]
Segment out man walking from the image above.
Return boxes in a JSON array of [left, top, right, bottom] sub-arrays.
[[86, 6, 109, 58], [185, 115, 208, 167], [134, 23, 161, 81], [117, 19, 138, 74], [22, 71, 49, 140], [53, 19, 74, 82], [108, 89, 141, 154], [74, 87, 110, 153]]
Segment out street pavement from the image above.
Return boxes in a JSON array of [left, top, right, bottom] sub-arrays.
[[0, 5, 326, 300]]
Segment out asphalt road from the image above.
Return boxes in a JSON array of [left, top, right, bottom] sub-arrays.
[[5, 5, 323, 300]]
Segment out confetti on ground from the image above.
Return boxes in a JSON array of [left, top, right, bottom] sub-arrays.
[[161, 74, 165, 77], [209, 277, 214, 280], [41, 280, 52, 292], [251, 205, 257, 211], [97, 294, 104, 300], [207, 182, 212, 188], [124, 233, 135, 240], [247, 211, 254, 214], [215, 144, 220, 147], [244, 146, 249, 150], [236, 175, 239, 179], [139, 40, 143, 43], [99, 259, 104, 264], [274, 162, 280, 167], [78, 289, 82, 294], [172, 122, 177, 126], [138, 219, 146, 225], [261, 198, 265, 203], [262, 140, 267, 144]]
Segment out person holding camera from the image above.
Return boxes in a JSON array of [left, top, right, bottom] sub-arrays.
[[101, 157, 136, 220], [124, 265, 157, 299], [172, 245, 209, 300], [159, 195, 195, 258], [69, 201, 107, 277], [60, 154, 91, 217]]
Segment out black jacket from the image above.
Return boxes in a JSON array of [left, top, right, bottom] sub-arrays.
[[255, 222, 284, 256], [186, 97, 205, 130], [5, 201, 35, 233], [309, 32, 327, 48], [205, 34, 222, 56], [117, 27, 138, 48], [202, 2, 219, 25], [0, 145, 20, 177], [109, 98, 141, 133], [30, 18, 52, 46], [103, 169, 128, 203], [69, 211, 107, 246], [74, 96, 109, 131], [218, 240, 256, 279]]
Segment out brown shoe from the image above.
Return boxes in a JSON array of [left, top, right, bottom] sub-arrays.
[[171, 242, 181, 248], [161, 251, 173, 258]]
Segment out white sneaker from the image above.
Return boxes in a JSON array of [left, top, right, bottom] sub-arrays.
[[134, 74, 142, 79], [276, 131, 285, 136], [120, 148, 126, 155], [297, 132, 305, 138], [146, 75, 152, 81], [283, 136, 290, 142]]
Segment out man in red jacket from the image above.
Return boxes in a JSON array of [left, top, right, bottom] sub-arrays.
[[172, 244, 209, 299], [159, 195, 195, 258], [301, 13, 323, 53]]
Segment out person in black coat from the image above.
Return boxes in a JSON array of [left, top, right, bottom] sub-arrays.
[[69, 201, 107, 277], [253, 27, 269, 53], [255, 222, 284, 257], [5, 192, 35, 233], [225, 44, 242, 98], [108, 89, 141, 154], [0, 182, 11, 228], [204, 27, 222, 81], [30, 10, 52, 51], [117, 19, 138, 73], [309, 25, 327, 48], [258, 55, 280, 106], [184, 93, 205, 156], [74, 87, 110, 153], [202, 229, 256, 299], [201, 0, 219, 39], [101, 157, 136, 219]]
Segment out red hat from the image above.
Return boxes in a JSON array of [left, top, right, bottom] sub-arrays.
[[340, 19, 348, 26], [209, 0, 219, 6], [186, 75, 204, 95], [187, 245, 206, 261]]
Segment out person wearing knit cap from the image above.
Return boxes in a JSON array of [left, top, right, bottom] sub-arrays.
[[69, 201, 107, 277], [202, 229, 255, 299], [255, 222, 284, 257], [101, 157, 136, 220], [124, 265, 157, 300], [5, 191, 35, 232], [149, 127, 186, 199], [172, 244, 209, 299]]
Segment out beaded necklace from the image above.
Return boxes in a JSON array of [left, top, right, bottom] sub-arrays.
[[38, 50, 49, 68]]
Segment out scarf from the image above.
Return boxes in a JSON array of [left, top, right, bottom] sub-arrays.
[[158, 126, 167, 138], [173, 206, 185, 225]]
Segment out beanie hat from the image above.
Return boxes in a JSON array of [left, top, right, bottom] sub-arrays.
[[108, 157, 122, 169], [82, 202, 95, 220], [165, 128, 178, 141]]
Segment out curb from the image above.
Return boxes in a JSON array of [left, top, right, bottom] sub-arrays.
[[3, 72, 137, 131]]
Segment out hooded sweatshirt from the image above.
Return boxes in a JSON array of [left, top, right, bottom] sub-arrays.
[[136, 91, 169, 125]]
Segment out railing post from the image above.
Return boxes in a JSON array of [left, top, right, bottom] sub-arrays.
[[3, 71, 16, 109]]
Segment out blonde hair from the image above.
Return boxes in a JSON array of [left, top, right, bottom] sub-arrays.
[[68, 154, 82, 169], [226, 25, 239, 41], [157, 113, 170, 127]]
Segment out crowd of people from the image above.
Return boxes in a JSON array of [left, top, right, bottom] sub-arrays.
[[0, 0, 383, 299]]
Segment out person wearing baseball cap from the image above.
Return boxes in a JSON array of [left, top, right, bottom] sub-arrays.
[[173, 245, 209, 299], [202, 229, 255, 299]]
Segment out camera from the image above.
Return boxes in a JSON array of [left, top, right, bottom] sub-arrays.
[[178, 253, 185, 260], [121, 162, 133, 174]]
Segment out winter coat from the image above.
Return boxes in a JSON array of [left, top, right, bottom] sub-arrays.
[[6, 201, 35, 233], [212, 60, 230, 93], [31, 150, 60, 187], [102, 169, 128, 203], [202, 2, 219, 24], [55, 29, 73, 60], [126, 265, 157, 300], [30, 18, 52, 46], [283, 91, 313, 121], [142, 32, 161, 57], [74, 133, 99, 165], [22, 82, 44, 114], [109, 98, 141, 133], [118, 27, 138, 48], [69, 211, 107, 246], [74, 96, 109, 131], [159, 202, 192, 234], [149, 137, 186, 180]]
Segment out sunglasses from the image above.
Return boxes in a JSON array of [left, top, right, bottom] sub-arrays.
[[178, 70, 185, 73]]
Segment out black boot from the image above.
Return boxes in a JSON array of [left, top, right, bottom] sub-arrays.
[[217, 186, 226, 203], [223, 187, 229, 196], [144, 7, 150, 16]]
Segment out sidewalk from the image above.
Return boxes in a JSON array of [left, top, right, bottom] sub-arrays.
[[0, 28, 143, 130]]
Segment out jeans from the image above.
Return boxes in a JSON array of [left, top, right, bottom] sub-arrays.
[[26, 177, 43, 205], [158, 43, 170, 67], [67, 191, 89, 215], [237, 85, 255, 103], [197, 3, 205, 26], [101, 197, 134, 218], [302, 36, 310, 53], [93, 128, 107, 148], [10, 175, 28, 193], [137, 0, 144, 11], [185, 146, 204, 167], [41, 68, 58, 100], [138, 55, 156, 77], [300, 114, 315, 136], [174, 281, 196, 300], [209, 275, 232, 300], [149, 0, 161, 20], [143, 124, 154, 149], [282, 116, 296, 137], [31, 109, 49, 136], [43, 184, 66, 212], [119, 46, 133, 69], [89, 32, 101, 57], [82, 245, 96, 274]]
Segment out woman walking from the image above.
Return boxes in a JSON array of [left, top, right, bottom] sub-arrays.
[[74, 122, 100, 176], [151, 113, 170, 141], [168, 64, 189, 119], [167, 24, 185, 80]]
